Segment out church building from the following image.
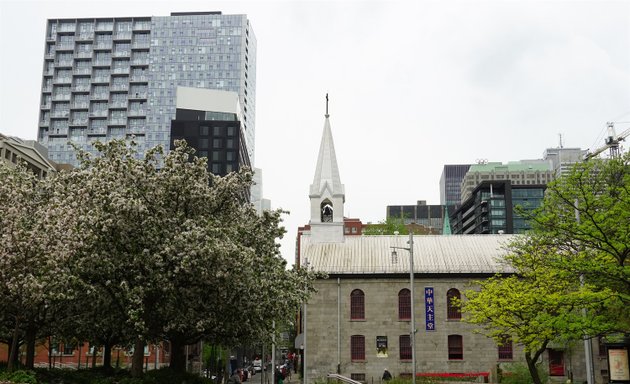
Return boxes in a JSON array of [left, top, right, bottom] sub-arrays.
[[296, 98, 606, 384]]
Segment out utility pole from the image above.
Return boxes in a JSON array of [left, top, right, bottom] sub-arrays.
[[391, 233, 416, 384], [575, 201, 595, 384], [303, 258, 309, 384]]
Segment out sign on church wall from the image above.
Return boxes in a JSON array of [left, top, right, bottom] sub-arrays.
[[425, 287, 435, 331], [376, 336, 388, 357]]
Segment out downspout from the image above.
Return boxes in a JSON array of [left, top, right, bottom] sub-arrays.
[[337, 277, 341, 374]]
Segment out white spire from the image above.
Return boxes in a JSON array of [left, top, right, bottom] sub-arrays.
[[308, 94, 345, 243], [309, 94, 345, 199]]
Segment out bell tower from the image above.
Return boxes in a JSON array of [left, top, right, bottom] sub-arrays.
[[309, 94, 345, 243]]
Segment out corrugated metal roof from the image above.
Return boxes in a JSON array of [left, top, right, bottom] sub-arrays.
[[301, 234, 517, 274]]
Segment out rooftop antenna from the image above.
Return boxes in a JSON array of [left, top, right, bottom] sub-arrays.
[[325, 93, 329, 118], [559, 133, 564, 148]]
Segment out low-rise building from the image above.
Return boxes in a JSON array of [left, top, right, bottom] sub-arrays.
[[0, 132, 69, 177]]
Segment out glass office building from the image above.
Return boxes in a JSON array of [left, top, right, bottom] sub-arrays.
[[38, 12, 256, 166], [439, 164, 471, 208]]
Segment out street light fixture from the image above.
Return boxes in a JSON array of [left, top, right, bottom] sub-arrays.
[[391, 231, 416, 384]]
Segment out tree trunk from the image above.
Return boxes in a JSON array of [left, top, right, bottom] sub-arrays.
[[48, 336, 52, 369], [25, 321, 36, 369], [525, 352, 543, 384], [103, 342, 112, 370], [7, 316, 20, 373], [131, 337, 145, 378], [169, 338, 187, 373]]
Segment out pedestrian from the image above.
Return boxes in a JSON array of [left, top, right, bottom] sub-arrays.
[[228, 369, 242, 384], [275, 366, 284, 384], [382, 369, 392, 381]]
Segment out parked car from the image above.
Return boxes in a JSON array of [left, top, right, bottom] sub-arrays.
[[252, 358, 262, 372]]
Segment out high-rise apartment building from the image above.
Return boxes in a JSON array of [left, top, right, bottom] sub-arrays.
[[38, 12, 256, 166]]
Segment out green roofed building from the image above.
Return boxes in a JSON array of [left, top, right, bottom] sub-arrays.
[[460, 160, 554, 202]]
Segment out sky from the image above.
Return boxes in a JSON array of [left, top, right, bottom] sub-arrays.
[[1, 0, 630, 265]]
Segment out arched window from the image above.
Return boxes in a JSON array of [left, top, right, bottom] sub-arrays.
[[498, 336, 513, 360], [399, 335, 411, 360], [448, 335, 463, 360], [350, 289, 365, 320], [447, 288, 461, 320], [350, 335, 365, 361], [398, 289, 411, 320], [320, 199, 333, 222]]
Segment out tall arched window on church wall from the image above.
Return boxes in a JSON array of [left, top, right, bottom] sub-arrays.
[[398, 289, 411, 320], [448, 335, 463, 360], [350, 335, 365, 361], [320, 199, 333, 222], [447, 288, 461, 320], [350, 289, 365, 320]]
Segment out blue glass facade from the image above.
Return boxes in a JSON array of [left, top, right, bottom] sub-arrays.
[[38, 12, 256, 165]]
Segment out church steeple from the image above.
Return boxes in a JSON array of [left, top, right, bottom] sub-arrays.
[[309, 94, 345, 243]]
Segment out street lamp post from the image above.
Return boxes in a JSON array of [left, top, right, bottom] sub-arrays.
[[391, 232, 416, 384], [302, 258, 309, 384]]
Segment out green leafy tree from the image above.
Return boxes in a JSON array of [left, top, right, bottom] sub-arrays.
[[363, 217, 409, 235], [527, 151, 630, 325], [461, 236, 618, 384], [461, 152, 630, 384]]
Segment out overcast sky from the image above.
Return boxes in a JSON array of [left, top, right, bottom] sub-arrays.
[[1, 0, 629, 265]]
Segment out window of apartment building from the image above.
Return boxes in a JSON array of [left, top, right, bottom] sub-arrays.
[[498, 337, 513, 360], [399, 335, 411, 360], [448, 335, 463, 360], [350, 289, 365, 320], [446, 288, 461, 320], [350, 335, 365, 361], [398, 289, 411, 320]]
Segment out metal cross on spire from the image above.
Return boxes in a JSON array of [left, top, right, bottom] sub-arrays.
[[325, 93, 329, 118]]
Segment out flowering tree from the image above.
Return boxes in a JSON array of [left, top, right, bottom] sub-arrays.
[[0, 162, 78, 371], [62, 140, 318, 376]]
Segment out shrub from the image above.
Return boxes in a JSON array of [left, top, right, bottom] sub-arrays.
[[499, 362, 548, 384], [0, 370, 38, 384]]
